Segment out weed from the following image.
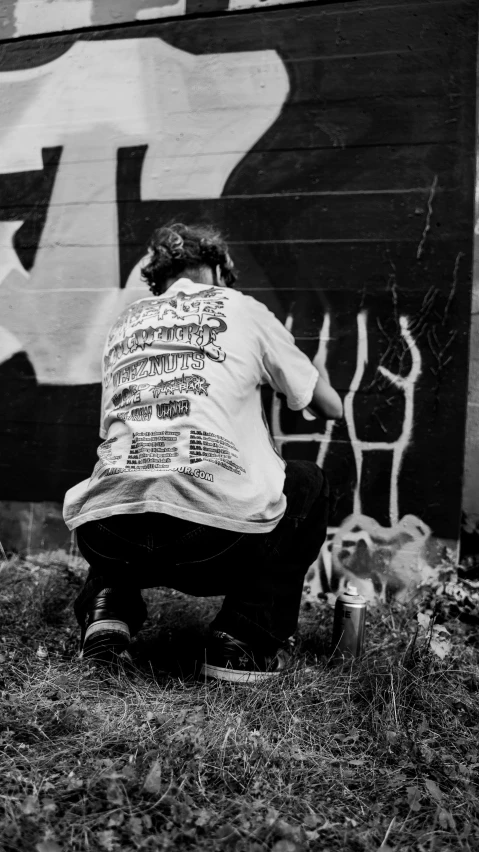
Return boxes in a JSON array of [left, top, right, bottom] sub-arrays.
[[0, 556, 478, 851]]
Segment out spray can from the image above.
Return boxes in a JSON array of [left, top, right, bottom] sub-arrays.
[[331, 585, 367, 660]]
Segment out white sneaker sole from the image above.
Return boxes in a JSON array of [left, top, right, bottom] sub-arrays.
[[200, 663, 282, 683]]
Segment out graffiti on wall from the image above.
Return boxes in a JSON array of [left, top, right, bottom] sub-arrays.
[[0, 37, 289, 383], [276, 310, 455, 601], [0, 0, 312, 38]]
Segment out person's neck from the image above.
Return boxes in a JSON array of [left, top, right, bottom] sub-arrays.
[[164, 266, 217, 290]]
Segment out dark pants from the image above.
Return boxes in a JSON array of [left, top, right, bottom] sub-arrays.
[[74, 461, 328, 653]]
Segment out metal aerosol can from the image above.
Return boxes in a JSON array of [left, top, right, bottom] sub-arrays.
[[331, 585, 367, 660]]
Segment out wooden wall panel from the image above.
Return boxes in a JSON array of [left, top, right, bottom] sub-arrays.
[[0, 0, 476, 597]]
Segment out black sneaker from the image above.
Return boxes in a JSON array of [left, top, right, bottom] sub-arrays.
[[80, 588, 131, 663], [200, 631, 292, 683]]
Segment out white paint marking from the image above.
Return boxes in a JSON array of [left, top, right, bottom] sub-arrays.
[[136, 1, 186, 19], [14, 0, 93, 37], [341, 311, 422, 525], [0, 38, 289, 383], [0, 325, 23, 363], [272, 309, 421, 531], [344, 311, 368, 516], [378, 316, 422, 525], [229, 0, 309, 8], [316, 313, 336, 468], [271, 311, 336, 463], [0, 222, 28, 283]]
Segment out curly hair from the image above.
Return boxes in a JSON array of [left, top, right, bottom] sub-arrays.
[[140, 223, 238, 296]]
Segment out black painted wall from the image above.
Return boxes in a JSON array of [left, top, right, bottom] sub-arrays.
[[0, 0, 477, 579]]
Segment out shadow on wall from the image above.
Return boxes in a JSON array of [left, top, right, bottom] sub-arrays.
[[305, 513, 455, 603]]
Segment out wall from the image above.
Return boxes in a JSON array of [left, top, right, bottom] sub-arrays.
[[0, 0, 477, 600], [461, 71, 479, 539], [0, 0, 316, 37]]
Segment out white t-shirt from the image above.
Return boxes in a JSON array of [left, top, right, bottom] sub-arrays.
[[63, 279, 318, 534]]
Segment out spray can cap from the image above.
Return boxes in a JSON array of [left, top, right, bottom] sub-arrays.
[[346, 584, 358, 596]]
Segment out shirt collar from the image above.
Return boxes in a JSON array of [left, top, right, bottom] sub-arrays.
[[165, 277, 219, 294]]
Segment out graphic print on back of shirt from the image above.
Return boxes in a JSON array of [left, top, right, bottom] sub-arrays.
[[111, 351, 206, 389], [149, 374, 210, 397], [94, 286, 233, 479], [104, 287, 229, 389], [97, 431, 181, 478], [189, 431, 246, 475], [110, 374, 209, 410]]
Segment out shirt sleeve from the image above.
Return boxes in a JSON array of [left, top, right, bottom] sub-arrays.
[[99, 384, 107, 440], [99, 336, 110, 439], [256, 302, 319, 411]]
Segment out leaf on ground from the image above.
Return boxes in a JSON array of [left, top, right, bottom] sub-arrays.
[[417, 613, 431, 630], [289, 746, 306, 761], [36, 843, 62, 852], [304, 830, 320, 841], [97, 829, 117, 851], [66, 775, 83, 791], [41, 799, 57, 814], [433, 624, 450, 634], [143, 759, 162, 794], [186, 707, 205, 725], [420, 744, 434, 765], [425, 778, 443, 802], [429, 631, 452, 659], [417, 716, 429, 735], [438, 809, 455, 829], [106, 780, 124, 807], [195, 808, 214, 827], [389, 772, 407, 786], [306, 820, 339, 834], [116, 763, 136, 781], [322, 820, 341, 830], [406, 786, 422, 812], [216, 823, 240, 846], [341, 769, 356, 779], [271, 841, 304, 852], [458, 762, 473, 776], [22, 795, 39, 815], [276, 820, 303, 841], [127, 816, 143, 837]]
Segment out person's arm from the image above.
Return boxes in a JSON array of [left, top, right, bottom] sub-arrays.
[[256, 298, 343, 420], [306, 353, 343, 420]]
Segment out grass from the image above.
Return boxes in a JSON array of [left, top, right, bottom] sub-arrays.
[[1, 554, 479, 852]]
